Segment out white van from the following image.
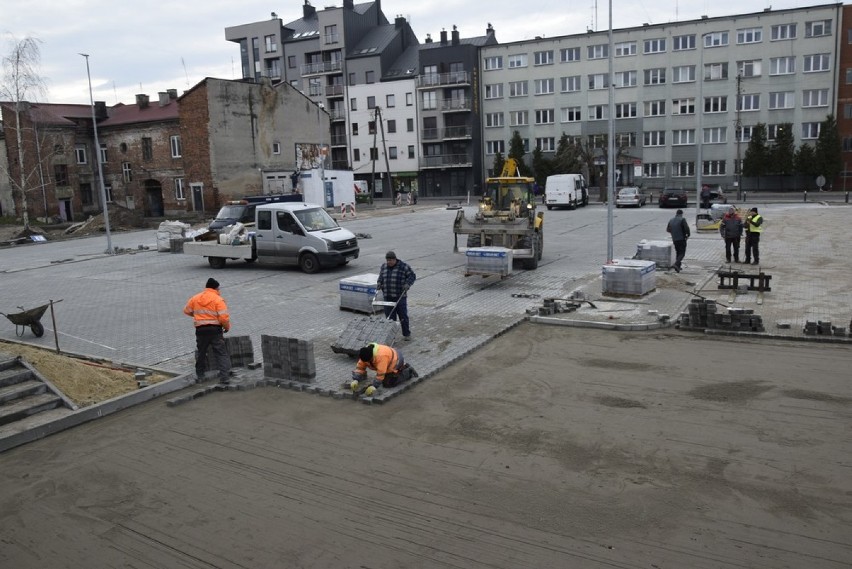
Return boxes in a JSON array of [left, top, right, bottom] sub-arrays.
[[544, 174, 588, 210]]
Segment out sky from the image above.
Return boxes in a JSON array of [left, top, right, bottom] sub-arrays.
[[3, 0, 810, 106]]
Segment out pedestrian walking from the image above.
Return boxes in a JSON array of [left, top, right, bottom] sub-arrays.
[[744, 207, 764, 265], [376, 251, 416, 341], [701, 185, 711, 209], [719, 206, 743, 263], [666, 209, 691, 273], [183, 277, 232, 384]]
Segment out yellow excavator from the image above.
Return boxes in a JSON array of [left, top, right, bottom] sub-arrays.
[[452, 158, 544, 270]]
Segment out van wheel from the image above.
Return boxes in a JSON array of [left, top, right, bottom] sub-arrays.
[[299, 252, 320, 274], [208, 257, 226, 269], [244, 258, 256, 264], [546, 205, 553, 210], [467, 235, 482, 248]]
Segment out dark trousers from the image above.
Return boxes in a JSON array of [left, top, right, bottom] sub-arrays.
[[673, 239, 687, 270], [724, 237, 741, 262], [745, 233, 760, 263], [383, 295, 411, 337], [195, 326, 231, 380]]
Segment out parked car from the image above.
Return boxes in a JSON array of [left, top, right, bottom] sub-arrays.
[[615, 187, 647, 208], [709, 187, 727, 204], [659, 188, 689, 208]]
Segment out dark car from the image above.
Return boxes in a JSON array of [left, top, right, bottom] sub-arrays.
[[659, 188, 689, 208]]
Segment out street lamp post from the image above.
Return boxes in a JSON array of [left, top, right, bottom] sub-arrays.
[[80, 53, 113, 254], [696, 36, 705, 224]]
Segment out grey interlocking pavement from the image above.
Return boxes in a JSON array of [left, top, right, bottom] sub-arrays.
[[1, 199, 849, 417]]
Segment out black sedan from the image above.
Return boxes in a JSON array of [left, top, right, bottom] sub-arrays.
[[659, 188, 689, 208]]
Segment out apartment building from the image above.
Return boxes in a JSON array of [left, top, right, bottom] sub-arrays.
[[838, 4, 852, 187], [479, 3, 842, 191]]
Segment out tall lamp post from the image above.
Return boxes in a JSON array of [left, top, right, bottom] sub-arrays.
[[696, 36, 706, 224], [80, 53, 113, 254]]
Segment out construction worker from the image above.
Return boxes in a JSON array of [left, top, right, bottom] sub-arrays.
[[183, 278, 231, 384], [719, 206, 743, 263], [351, 343, 408, 395], [744, 207, 764, 265], [377, 251, 416, 341], [666, 209, 691, 273]]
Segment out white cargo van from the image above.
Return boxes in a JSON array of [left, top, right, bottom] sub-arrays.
[[544, 174, 588, 210]]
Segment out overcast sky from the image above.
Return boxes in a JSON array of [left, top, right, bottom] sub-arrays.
[[3, 0, 809, 106]]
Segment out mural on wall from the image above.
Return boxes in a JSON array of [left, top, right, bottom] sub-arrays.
[[294, 143, 325, 172]]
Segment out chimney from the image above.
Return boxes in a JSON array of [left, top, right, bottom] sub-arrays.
[[451, 25, 459, 45], [158, 92, 170, 106], [303, 0, 316, 19], [167, 88, 178, 99], [487, 23, 494, 36], [395, 16, 406, 29], [94, 101, 108, 120], [136, 94, 149, 108], [343, 0, 354, 8], [440, 29, 448, 45], [425, 33, 432, 43]]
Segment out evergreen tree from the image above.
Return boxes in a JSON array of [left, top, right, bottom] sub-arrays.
[[794, 143, 818, 178], [507, 131, 532, 176], [491, 152, 505, 177], [742, 123, 769, 177], [531, 145, 555, 187], [815, 114, 841, 187], [769, 123, 795, 175], [553, 133, 583, 173]]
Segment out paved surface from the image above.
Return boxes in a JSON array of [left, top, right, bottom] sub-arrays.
[[0, 197, 850, 411]]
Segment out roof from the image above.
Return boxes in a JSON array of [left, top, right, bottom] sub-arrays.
[[383, 45, 419, 80], [283, 1, 381, 42], [0, 103, 93, 126], [420, 33, 496, 50], [99, 99, 179, 127]]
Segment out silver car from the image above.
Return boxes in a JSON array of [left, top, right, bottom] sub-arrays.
[[615, 187, 647, 208]]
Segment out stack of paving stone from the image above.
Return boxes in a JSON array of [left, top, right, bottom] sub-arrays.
[[465, 247, 512, 277], [261, 335, 316, 382], [803, 320, 847, 337], [339, 273, 380, 313], [331, 316, 398, 356], [203, 335, 254, 370], [602, 259, 656, 296], [678, 299, 764, 332], [635, 239, 673, 269]]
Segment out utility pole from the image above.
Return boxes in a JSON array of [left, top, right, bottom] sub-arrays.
[[370, 108, 378, 198], [735, 73, 743, 201], [376, 106, 393, 199]]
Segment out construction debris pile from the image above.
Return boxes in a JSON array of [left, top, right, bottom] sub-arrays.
[[677, 298, 765, 332]]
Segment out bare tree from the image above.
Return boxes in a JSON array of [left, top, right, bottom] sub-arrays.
[[1, 36, 47, 227]]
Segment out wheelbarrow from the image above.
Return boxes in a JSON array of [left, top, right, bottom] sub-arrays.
[[1, 302, 55, 338]]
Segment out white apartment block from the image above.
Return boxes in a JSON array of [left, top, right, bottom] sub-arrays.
[[479, 3, 842, 190]]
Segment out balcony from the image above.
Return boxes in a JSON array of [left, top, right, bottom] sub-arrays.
[[416, 71, 471, 88], [301, 60, 343, 76], [419, 154, 472, 169], [329, 108, 346, 121], [331, 159, 349, 170], [330, 133, 347, 146], [324, 84, 344, 97], [442, 125, 472, 139], [422, 128, 439, 141], [442, 99, 471, 112]]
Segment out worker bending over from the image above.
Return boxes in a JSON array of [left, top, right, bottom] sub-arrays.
[[351, 342, 410, 395]]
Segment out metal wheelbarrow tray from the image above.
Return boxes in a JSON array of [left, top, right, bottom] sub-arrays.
[[2, 303, 51, 337]]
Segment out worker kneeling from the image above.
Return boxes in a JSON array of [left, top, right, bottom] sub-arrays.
[[350, 342, 416, 395]]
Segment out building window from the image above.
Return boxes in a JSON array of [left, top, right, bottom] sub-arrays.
[[534, 78, 554, 94], [408, 145, 415, 158], [368, 121, 376, 135], [644, 163, 664, 178], [75, 145, 87, 164], [324, 24, 338, 43], [509, 80, 528, 97], [561, 75, 581, 92], [589, 105, 608, 120], [484, 84, 503, 99], [739, 60, 762, 77], [805, 20, 831, 38], [386, 94, 395, 108], [510, 110, 528, 126], [672, 65, 695, 83], [560, 47, 580, 62], [486, 140, 505, 154], [534, 50, 553, 65], [673, 34, 695, 51], [587, 44, 608, 59], [802, 123, 821, 139], [422, 91, 437, 109], [485, 112, 504, 127], [643, 38, 666, 54], [672, 162, 695, 177], [643, 131, 665, 146], [484, 56, 503, 70], [122, 162, 132, 182], [704, 32, 729, 47], [80, 183, 93, 205], [264, 35, 277, 52], [367, 96, 376, 109], [704, 96, 728, 113], [703, 127, 727, 144], [351, 122, 359, 136], [406, 92, 413, 106], [534, 109, 554, 125], [771, 23, 797, 40], [588, 73, 609, 90], [739, 126, 754, 142], [54, 164, 68, 185], [704, 160, 727, 176], [288, 55, 296, 68], [507, 54, 527, 68], [738, 94, 760, 111], [770, 56, 796, 75], [644, 100, 666, 117], [175, 178, 185, 200], [737, 28, 762, 44], [561, 107, 581, 122], [803, 89, 828, 108], [99, 143, 108, 163], [142, 137, 153, 160], [672, 98, 695, 115], [353, 149, 360, 161], [803, 54, 830, 73], [350, 98, 357, 111], [614, 70, 637, 88], [672, 129, 695, 145], [366, 70, 375, 84], [389, 146, 398, 159], [387, 120, 396, 133], [104, 185, 113, 203], [272, 142, 281, 154], [535, 137, 555, 151], [614, 102, 636, 118], [170, 135, 182, 158], [704, 62, 728, 80], [406, 118, 414, 132], [369, 148, 378, 160], [616, 132, 637, 147], [843, 137, 852, 151], [644, 68, 666, 85], [614, 42, 636, 56]]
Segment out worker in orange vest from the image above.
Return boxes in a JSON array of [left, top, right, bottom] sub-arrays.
[[183, 278, 231, 384]]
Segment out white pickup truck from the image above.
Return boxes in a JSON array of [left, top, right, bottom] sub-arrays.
[[183, 202, 359, 274]]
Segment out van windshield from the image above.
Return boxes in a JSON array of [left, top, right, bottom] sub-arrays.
[[294, 208, 338, 231], [215, 205, 248, 220]]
